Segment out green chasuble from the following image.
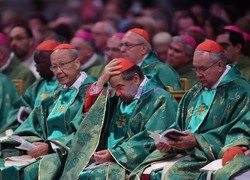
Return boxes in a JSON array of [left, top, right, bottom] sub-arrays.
[[141, 52, 182, 90], [236, 55, 250, 81], [176, 62, 198, 88], [200, 112, 250, 180], [0, 76, 95, 180], [2, 78, 60, 135], [0, 73, 18, 133], [2, 55, 36, 91], [81, 57, 106, 78], [60, 78, 178, 180], [129, 65, 250, 180]]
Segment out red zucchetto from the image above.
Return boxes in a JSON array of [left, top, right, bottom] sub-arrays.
[[196, 40, 224, 52], [53, 43, 75, 51], [36, 40, 59, 51], [129, 28, 150, 43], [222, 146, 245, 166], [116, 58, 135, 72]]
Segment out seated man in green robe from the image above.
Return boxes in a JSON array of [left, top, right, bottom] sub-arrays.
[[120, 28, 182, 90], [0, 43, 96, 179], [60, 58, 178, 180], [2, 39, 60, 135], [0, 73, 18, 135], [128, 40, 250, 180], [0, 32, 36, 91]]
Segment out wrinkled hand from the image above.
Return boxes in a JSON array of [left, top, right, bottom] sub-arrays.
[[96, 59, 121, 87], [156, 142, 171, 153], [168, 131, 198, 150], [242, 147, 250, 156], [94, 150, 115, 164], [27, 142, 49, 158]]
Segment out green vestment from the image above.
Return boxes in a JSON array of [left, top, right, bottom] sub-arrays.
[[200, 112, 250, 180], [60, 79, 178, 180], [2, 78, 60, 136], [176, 62, 197, 88], [129, 65, 250, 180], [2, 56, 36, 91], [0, 73, 18, 134], [236, 55, 250, 81], [0, 76, 95, 180], [81, 57, 105, 78], [141, 52, 182, 90]]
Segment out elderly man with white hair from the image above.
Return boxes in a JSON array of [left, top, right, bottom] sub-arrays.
[[121, 28, 182, 90]]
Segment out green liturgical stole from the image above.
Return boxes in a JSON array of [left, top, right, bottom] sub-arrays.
[[34, 78, 58, 107], [107, 99, 138, 148], [187, 89, 216, 133], [47, 88, 78, 140]]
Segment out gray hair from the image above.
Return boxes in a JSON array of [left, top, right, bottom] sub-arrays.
[[194, 50, 228, 64], [172, 36, 194, 56], [133, 32, 152, 51], [51, 48, 78, 60]]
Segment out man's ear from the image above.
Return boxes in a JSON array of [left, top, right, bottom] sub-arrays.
[[235, 43, 242, 53], [75, 58, 81, 69], [218, 61, 225, 72], [141, 44, 149, 55], [133, 73, 141, 85]]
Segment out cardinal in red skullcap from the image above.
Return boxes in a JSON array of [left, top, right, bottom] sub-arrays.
[[64, 54, 178, 180]]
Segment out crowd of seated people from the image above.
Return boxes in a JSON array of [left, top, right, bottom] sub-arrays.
[[0, 1, 249, 179]]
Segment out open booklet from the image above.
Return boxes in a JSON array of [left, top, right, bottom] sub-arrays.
[[4, 155, 37, 167], [200, 159, 223, 172], [11, 135, 36, 151], [149, 128, 186, 143]]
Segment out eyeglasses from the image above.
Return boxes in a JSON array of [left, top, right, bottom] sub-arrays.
[[119, 42, 143, 49], [193, 61, 220, 74], [50, 58, 76, 72]]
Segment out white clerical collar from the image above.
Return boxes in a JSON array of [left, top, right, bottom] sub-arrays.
[[134, 76, 149, 100], [206, 65, 231, 90], [21, 54, 34, 66], [64, 72, 87, 90], [81, 53, 98, 69], [0, 52, 13, 71], [137, 53, 149, 67]]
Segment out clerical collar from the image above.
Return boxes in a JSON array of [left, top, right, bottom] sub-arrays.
[[64, 72, 87, 90], [21, 53, 34, 66], [81, 53, 98, 69], [137, 53, 149, 67], [205, 65, 231, 90], [0, 52, 13, 71], [133, 76, 149, 100]]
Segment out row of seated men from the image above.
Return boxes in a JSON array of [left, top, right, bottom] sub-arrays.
[[1, 22, 249, 96], [0, 28, 249, 180]]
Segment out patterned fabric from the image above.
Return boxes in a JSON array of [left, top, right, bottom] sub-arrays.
[[60, 79, 178, 180], [128, 65, 250, 180], [3, 78, 59, 135], [206, 112, 250, 180], [0, 76, 95, 180], [0, 73, 18, 134]]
